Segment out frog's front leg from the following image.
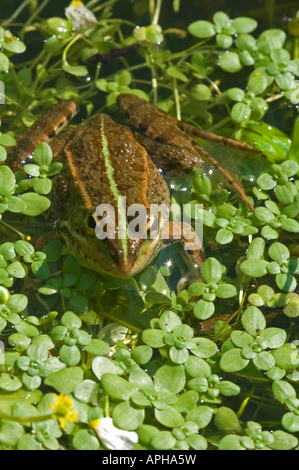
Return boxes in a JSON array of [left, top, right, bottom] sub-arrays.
[[166, 220, 205, 269]]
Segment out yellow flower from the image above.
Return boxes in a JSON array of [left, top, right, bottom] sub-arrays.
[[70, 0, 84, 7], [50, 394, 78, 431]]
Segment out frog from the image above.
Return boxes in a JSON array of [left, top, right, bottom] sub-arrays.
[[7, 93, 254, 278]]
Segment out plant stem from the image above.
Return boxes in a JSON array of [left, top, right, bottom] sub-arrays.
[[173, 79, 181, 121], [21, 0, 51, 36], [0, 220, 30, 240], [0, 412, 53, 423], [152, 0, 163, 26], [62, 34, 83, 65], [1, 0, 32, 28], [207, 115, 232, 132]]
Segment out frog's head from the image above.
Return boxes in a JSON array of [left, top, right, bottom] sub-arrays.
[[56, 111, 170, 278], [58, 206, 165, 278]]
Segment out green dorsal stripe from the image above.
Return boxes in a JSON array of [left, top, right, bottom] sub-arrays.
[[100, 118, 128, 261]]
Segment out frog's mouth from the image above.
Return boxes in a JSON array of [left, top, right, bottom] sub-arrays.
[[58, 220, 163, 279]]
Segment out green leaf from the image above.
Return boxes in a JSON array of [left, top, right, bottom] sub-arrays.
[[283, 293, 299, 318], [0, 373, 22, 391], [241, 122, 291, 161], [271, 343, 299, 369], [173, 390, 199, 413], [275, 273, 297, 292], [0, 52, 9, 72], [218, 52, 242, 73], [193, 299, 215, 320], [42, 240, 62, 262], [241, 306, 266, 335], [201, 257, 222, 283], [215, 283, 237, 299], [91, 356, 123, 380], [282, 413, 299, 433], [0, 145, 7, 162], [257, 29, 286, 54], [235, 33, 256, 51], [84, 339, 110, 356], [0, 134, 16, 146], [192, 83, 211, 100], [231, 17, 257, 34], [192, 338, 218, 358], [73, 429, 100, 451], [7, 294, 28, 313], [0, 420, 24, 446], [216, 33, 233, 49], [166, 66, 188, 82], [20, 193, 50, 216], [101, 373, 138, 400], [32, 142, 52, 166], [44, 366, 82, 393], [142, 329, 165, 348], [253, 351, 275, 370], [188, 20, 215, 38], [247, 73, 269, 95], [271, 430, 298, 450], [213, 11, 231, 28], [226, 87, 245, 102], [220, 348, 249, 372], [240, 259, 269, 277], [7, 196, 26, 213], [3, 39, 26, 54], [0, 166, 15, 192], [154, 364, 185, 394], [150, 430, 176, 450], [257, 173, 276, 190], [272, 379, 296, 404], [214, 406, 242, 433], [59, 344, 81, 366], [33, 178, 52, 195], [247, 237, 265, 259], [185, 405, 213, 429], [112, 402, 144, 431], [155, 406, 184, 428], [7, 261, 26, 278], [63, 61, 88, 77], [231, 102, 251, 123], [257, 327, 286, 349], [215, 228, 234, 244], [268, 242, 289, 261], [276, 182, 297, 204]]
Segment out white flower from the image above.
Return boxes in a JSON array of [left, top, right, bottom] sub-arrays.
[[65, 1, 98, 32], [93, 417, 138, 450]]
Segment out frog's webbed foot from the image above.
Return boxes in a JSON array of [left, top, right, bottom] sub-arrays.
[[164, 220, 205, 289]]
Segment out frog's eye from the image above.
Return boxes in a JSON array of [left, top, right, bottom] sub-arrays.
[[86, 215, 97, 231]]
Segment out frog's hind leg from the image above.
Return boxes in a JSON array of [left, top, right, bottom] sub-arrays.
[[7, 100, 78, 169], [192, 141, 254, 211]]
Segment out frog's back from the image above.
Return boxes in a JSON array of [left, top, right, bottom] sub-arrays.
[[57, 113, 170, 213]]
